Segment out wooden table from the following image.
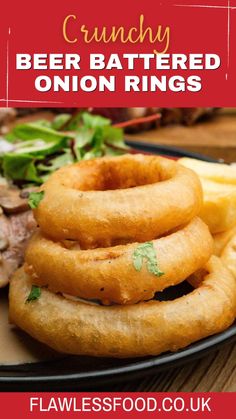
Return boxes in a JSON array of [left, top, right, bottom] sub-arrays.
[[99, 109, 236, 392]]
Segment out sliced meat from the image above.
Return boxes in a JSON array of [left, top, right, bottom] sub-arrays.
[[0, 211, 36, 287]]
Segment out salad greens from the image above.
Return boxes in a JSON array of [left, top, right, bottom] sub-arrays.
[[0, 112, 128, 186]]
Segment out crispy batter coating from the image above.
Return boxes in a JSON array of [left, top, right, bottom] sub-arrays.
[[34, 154, 202, 248], [25, 217, 213, 304], [9, 257, 236, 358]]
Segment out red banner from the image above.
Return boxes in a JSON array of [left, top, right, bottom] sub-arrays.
[[0, 0, 236, 107], [0, 392, 235, 418]]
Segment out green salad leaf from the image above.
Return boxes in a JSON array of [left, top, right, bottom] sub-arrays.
[[2, 154, 42, 183], [12, 122, 73, 142], [38, 151, 74, 173], [51, 114, 71, 130], [82, 112, 111, 128], [0, 112, 128, 186], [12, 139, 64, 157]]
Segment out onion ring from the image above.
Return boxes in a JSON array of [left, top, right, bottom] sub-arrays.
[[25, 217, 213, 305], [9, 256, 236, 358], [34, 154, 202, 248]]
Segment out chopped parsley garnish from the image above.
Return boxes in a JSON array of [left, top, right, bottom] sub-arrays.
[[133, 242, 164, 277], [26, 285, 41, 302], [28, 191, 45, 209]]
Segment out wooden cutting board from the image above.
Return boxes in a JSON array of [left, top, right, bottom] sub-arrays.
[[128, 108, 236, 163]]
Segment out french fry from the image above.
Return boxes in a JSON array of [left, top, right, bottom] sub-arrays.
[[213, 226, 236, 256], [179, 158, 236, 233], [221, 234, 236, 278], [199, 179, 236, 233], [180, 158, 236, 185]]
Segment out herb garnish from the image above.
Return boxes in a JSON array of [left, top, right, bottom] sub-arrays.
[[28, 191, 45, 209], [133, 242, 164, 277], [26, 285, 41, 302]]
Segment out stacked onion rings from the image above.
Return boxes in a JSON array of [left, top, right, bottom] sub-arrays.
[[33, 154, 203, 248], [9, 154, 236, 358]]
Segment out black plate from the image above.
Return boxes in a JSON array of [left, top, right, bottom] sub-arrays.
[[1, 142, 235, 391]]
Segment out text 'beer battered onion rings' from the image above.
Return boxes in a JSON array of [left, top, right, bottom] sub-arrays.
[[33, 154, 203, 248], [25, 217, 213, 305], [9, 257, 236, 358]]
